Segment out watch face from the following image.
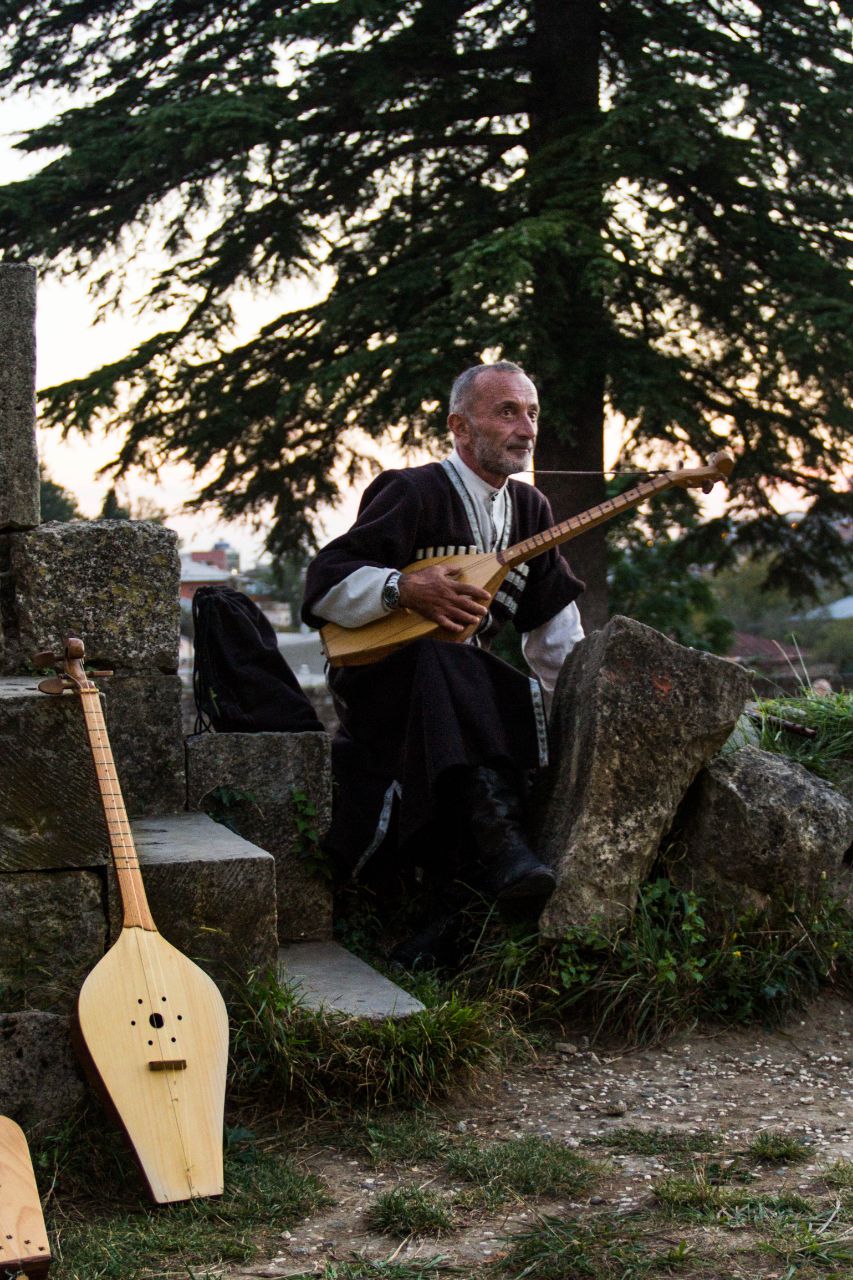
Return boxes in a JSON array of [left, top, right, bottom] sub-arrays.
[[382, 577, 401, 609]]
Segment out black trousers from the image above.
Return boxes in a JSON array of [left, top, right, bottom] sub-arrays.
[[325, 638, 547, 876]]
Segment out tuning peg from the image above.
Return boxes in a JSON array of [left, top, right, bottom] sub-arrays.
[[32, 650, 59, 669], [38, 675, 69, 696]]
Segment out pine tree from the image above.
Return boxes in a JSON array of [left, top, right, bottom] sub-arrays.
[[1, 1, 850, 623], [39, 465, 81, 522]]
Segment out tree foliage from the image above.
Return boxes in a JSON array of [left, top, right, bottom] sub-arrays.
[[1, 0, 850, 616], [39, 464, 81, 522]]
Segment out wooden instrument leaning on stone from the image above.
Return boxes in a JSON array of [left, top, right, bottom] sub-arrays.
[[35, 639, 229, 1206], [0, 1115, 51, 1278], [321, 451, 735, 668]]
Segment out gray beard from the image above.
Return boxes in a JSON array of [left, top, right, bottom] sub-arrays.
[[472, 441, 533, 478]]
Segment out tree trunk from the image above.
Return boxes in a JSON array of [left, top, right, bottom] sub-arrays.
[[526, 0, 610, 632]]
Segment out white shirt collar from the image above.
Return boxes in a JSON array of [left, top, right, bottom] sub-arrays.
[[447, 448, 504, 505]]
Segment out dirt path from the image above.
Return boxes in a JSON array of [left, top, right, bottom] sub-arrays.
[[227, 994, 853, 1278]]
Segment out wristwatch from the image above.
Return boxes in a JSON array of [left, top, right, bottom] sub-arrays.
[[381, 570, 402, 611]]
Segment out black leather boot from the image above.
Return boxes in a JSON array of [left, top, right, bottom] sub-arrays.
[[464, 764, 556, 903]]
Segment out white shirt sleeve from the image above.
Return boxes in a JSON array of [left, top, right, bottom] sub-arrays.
[[522, 600, 585, 712], [310, 565, 392, 626]]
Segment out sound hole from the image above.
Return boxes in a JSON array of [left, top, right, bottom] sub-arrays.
[[149, 1013, 165, 1028]]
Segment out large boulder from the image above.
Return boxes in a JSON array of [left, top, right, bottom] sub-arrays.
[[4, 519, 180, 673], [669, 746, 853, 912], [536, 616, 750, 937]]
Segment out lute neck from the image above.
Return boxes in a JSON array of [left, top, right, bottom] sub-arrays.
[[499, 472, 676, 569], [78, 687, 157, 931]]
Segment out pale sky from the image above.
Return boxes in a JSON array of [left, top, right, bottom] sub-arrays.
[[2, 86, 732, 568], [1, 89, 428, 565]]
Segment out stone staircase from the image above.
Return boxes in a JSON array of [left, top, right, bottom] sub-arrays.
[[0, 264, 421, 1132]]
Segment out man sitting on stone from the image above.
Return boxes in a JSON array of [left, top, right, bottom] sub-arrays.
[[301, 360, 585, 967]]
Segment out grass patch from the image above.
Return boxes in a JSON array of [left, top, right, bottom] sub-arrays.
[[747, 1130, 812, 1163], [823, 1158, 853, 1189], [754, 689, 853, 797], [499, 1216, 700, 1278], [231, 969, 513, 1112], [761, 1219, 853, 1272], [343, 1112, 452, 1167], [291, 1261, 453, 1278], [445, 1135, 599, 1207], [48, 1142, 328, 1279], [365, 1185, 454, 1238], [548, 878, 853, 1044], [588, 1126, 722, 1156]]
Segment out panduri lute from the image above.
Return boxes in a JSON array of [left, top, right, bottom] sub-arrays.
[[321, 451, 734, 667], [36, 638, 229, 1205], [0, 1115, 51, 1277]]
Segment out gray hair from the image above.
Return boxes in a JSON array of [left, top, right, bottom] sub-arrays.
[[448, 360, 528, 419]]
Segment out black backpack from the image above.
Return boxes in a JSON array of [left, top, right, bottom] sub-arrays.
[[191, 586, 324, 734]]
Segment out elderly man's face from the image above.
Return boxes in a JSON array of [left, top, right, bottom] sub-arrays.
[[450, 368, 539, 486]]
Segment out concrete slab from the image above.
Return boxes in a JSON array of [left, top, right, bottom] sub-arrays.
[[277, 941, 425, 1021]]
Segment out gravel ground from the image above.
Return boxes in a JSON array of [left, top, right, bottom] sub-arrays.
[[227, 992, 853, 1278]]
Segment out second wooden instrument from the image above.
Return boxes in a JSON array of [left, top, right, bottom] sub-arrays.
[[321, 451, 735, 667], [37, 639, 229, 1206], [0, 1116, 51, 1278]]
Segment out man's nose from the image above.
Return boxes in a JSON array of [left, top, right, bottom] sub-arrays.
[[516, 416, 537, 439]]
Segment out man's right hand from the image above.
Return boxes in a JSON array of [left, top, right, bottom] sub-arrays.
[[397, 565, 490, 633]]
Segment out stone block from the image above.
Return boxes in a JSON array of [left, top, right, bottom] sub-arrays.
[[535, 615, 751, 938], [0, 1011, 86, 1134], [278, 942, 425, 1020], [0, 677, 110, 871], [185, 731, 333, 942], [670, 746, 853, 913], [0, 870, 105, 1012], [105, 814, 279, 996], [5, 520, 180, 673], [100, 673, 185, 816], [0, 265, 39, 531]]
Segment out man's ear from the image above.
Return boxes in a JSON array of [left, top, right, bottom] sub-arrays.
[[448, 412, 468, 445]]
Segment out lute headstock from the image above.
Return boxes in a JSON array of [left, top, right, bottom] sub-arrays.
[[34, 637, 109, 696], [664, 450, 734, 495]]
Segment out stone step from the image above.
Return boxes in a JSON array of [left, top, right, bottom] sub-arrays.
[[277, 941, 425, 1021], [186, 730, 333, 944], [123, 813, 279, 999]]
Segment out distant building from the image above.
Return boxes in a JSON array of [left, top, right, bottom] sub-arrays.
[[188, 539, 240, 574], [179, 552, 236, 601]]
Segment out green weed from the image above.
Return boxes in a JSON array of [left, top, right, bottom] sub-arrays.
[[230, 969, 507, 1112], [445, 1134, 599, 1208], [823, 1158, 853, 1188], [344, 1112, 452, 1167], [295, 1260, 454, 1278], [748, 1130, 812, 1164], [588, 1126, 721, 1156], [292, 786, 332, 880], [366, 1185, 454, 1237], [763, 1220, 853, 1272], [498, 1215, 699, 1278], [551, 879, 853, 1043], [47, 1144, 328, 1279], [754, 689, 853, 798]]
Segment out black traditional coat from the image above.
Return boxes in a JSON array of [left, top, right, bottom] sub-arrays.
[[302, 461, 583, 875]]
